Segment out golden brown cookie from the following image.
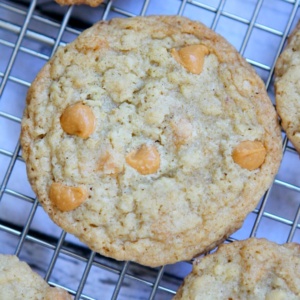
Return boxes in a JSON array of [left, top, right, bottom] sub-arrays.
[[21, 16, 282, 267], [0, 255, 72, 300], [174, 238, 300, 300], [275, 21, 300, 153], [55, 0, 104, 7]]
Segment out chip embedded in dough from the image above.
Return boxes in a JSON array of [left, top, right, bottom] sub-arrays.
[[21, 16, 282, 267], [173, 238, 300, 300], [275, 21, 300, 154], [0, 255, 72, 300]]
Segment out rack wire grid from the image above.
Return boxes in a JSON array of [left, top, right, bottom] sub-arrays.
[[0, 0, 300, 299]]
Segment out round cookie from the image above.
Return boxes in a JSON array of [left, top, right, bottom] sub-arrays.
[[173, 238, 300, 299], [0, 255, 72, 300], [55, 0, 104, 7], [275, 21, 300, 153], [21, 16, 282, 267]]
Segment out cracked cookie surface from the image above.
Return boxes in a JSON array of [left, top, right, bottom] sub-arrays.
[[174, 238, 300, 300], [275, 21, 300, 154], [21, 16, 282, 267]]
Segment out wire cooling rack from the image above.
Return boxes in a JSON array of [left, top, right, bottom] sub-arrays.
[[0, 0, 300, 299]]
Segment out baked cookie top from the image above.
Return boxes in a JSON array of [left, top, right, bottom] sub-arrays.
[[174, 238, 300, 299], [0, 255, 72, 300], [275, 21, 300, 153], [55, 0, 104, 7], [21, 16, 282, 267]]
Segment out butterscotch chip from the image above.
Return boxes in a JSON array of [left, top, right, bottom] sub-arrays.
[[174, 238, 300, 300], [60, 102, 96, 139], [98, 151, 123, 175], [0, 255, 72, 300], [21, 16, 282, 267], [171, 45, 209, 74], [232, 140, 266, 171], [275, 21, 300, 154], [49, 182, 88, 211], [126, 144, 160, 175]]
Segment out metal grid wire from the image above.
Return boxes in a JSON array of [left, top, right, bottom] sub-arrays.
[[0, 0, 300, 299]]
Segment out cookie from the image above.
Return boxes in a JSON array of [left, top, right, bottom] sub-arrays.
[[275, 21, 300, 153], [174, 238, 300, 299], [0, 255, 72, 300], [55, 0, 104, 7], [21, 16, 282, 267]]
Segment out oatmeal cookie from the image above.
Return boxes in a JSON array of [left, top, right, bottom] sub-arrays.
[[174, 238, 300, 300], [21, 16, 282, 267], [0, 255, 72, 300], [55, 0, 104, 7], [275, 21, 300, 153]]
